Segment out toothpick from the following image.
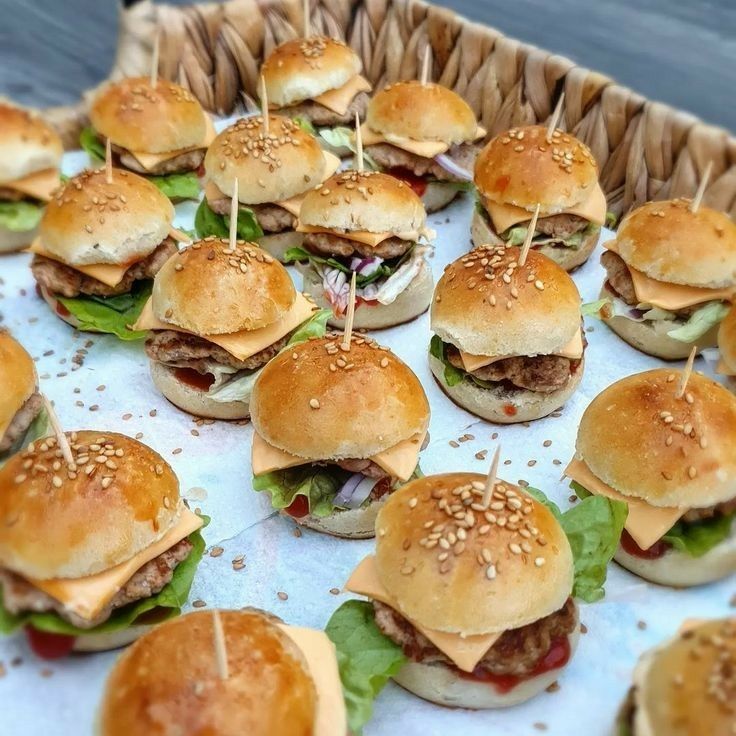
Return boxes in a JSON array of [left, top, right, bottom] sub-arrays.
[[260, 75, 269, 136], [104, 139, 113, 184], [229, 179, 239, 248], [354, 112, 364, 173], [690, 161, 713, 213], [211, 610, 229, 681], [519, 204, 541, 267], [676, 345, 697, 399], [546, 92, 565, 144], [150, 32, 160, 89], [303, 0, 310, 38], [342, 271, 357, 351], [481, 446, 501, 510], [42, 396, 74, 466], [420, 45, 431, 85]]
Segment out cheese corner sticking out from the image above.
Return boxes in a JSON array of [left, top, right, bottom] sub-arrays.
[[345, 556, 501, 673], [275, 150, 342, 217], [4, 167, 60, 202], [296, 223, 420, 247], [359, 123, 450, 158], [717, 358, 736, 377], [564, 458, 685, 550], [251, 431, 308, 475], [279, 625, 347, 736], [26, 506, 203, 621], [312, 75, 372, 115]]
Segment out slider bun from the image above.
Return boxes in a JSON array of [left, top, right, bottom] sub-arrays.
[[73, 623, 155, 653], [251, 334, 429, 460], [280, 496, 387, 539], [0, 225, 40, 254], [719, 305, 736, 373], [475, 125, 599, 212], [422, 181, 464, 213], [98, 609, 317, 736], [262, 36, 361, 107], [374, 473, 573, 635], [90, 77, 207, 154], [257, 230, 305, 263], [39, 169, 174, 266], [0, 331, 37, 436], [613, 198, 736, 288], [576, 368, 736, 508], [152, 239, 295, 335], [0, 431, 180, 580], [205, 116, 327, 204]]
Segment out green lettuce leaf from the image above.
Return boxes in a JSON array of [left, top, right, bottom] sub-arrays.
[[148, 171, 200, 201], [505, 226, 529, 247], [0, 201, 43, 233], [319, 127, 378, 169], [581, 298, 612, 319], [429, 335, 465, 387], [662, 512, 736, 557], [284, 247, 396, 287], [325, 600, 406, 735], [605, 211, 618, 229], [79, 126, 105, 162], [502, 222, 600, 250], [570, 481, 592, 500], [194, 199, 264, 241], [0, 407, 52, 467], [286, 309, 331, 345], [293, 116, 316, 135], [253, 465, 348, 517], [667, 301, 729, 342]]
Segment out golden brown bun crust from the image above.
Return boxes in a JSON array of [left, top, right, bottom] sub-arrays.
[[205, 116, 327, 204], [719, 305, 736, 373], [0, 331, 37, 435], [40, 169, 174, 266], [431, 244, 581, 357], [366, 81, 479, 144], [152, 239, 296, 335], [474, 125, 599, 212], [613, 198, 736, 288], [0, 431, 180, 580], [375, 473, 573, 635], [99, 609, 316, 736], [90, 77, 207, 154], [576, 369, 736, 508], [251, 334, 430, 460]]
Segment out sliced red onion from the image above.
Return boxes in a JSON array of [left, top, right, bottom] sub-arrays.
[[349, 256, 384, 276], [434, 153, 473, 181], [334, 473, 379, 510]]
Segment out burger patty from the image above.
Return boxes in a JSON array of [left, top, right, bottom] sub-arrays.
[[31, 238, 177, 298], [283, 90, 370, 127], [0, 188, 29, 202], [534, 213, 589, 238], [335, 458, 390, 479], [367, 141, 480, 182], [681, 497, 736, 524], [303, 231, 413, 259], [208, 196, 295, 234], [0, 537, 193, 630], [0, 392, 43, 453], [373, 597, 577, 677], [113, 143, 205, 176]]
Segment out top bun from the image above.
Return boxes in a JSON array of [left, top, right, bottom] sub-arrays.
[[719, 305, 736, 373], [431, 245, 581, 357], [39, 168, 174, 266], [205, 116, 327, 204], [475, 125, 599, 213], [576, 369, 736, 508], [0, 431, 180, 580], [0, 331, 37, 435], [375, 473, 573, 635], [152, 238, 296, 336], [90, 77, 207, 154], [366, 81, 479, 144], [99, 609, 317, 736], [0, 101, 63, 184], [611, 198, 736, 288], [251, 334, 430, 460], [299, 170, 427, 235], [262, 36, 361, 107]]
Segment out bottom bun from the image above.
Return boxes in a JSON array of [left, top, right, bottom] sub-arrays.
[[422, 182, 462, 213], [256, 230, 304, 263], [150, 361, 250, 420], [38, 285, 82, 329], [280, 496, 387, 539], [429, 352, 583, 424], [0, 224, 37, 254], [72, 623, 154, 653], [301, 259, 433, 330]]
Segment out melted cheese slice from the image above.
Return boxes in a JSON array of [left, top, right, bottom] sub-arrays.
[[346, 556, 501, 672], [279, 625, 347, 736], [4, 167, 60, 202], [717, 358, 736, 377], [296, 223, 420, 247], [360, 123, 486, 159], [565, 458, 685, 550], [312, 75, 372, 115], [26, 506, 203, 621], [132, 292, 317, 361]]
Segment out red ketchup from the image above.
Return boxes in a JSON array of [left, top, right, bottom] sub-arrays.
[[55, 301, 71, 318], [387, 168, 428, 197], [503, 404, 517, 417], [285, 495, 310, 519], [173, 368, 215, 392], [25, 627, 76, 659], [620, 530, 670, 559]]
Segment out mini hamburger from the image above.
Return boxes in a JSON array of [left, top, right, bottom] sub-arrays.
[[132, 237, 327, 420], [717, 304, 736, 380], [473, 125, 607, 271], [29, 168, 179, 338], [0, 101, 62, 253], [0, 430, 205, 657], [84, 77, 215, 200], [430, 245, 585, 423], [197, 115, 340, 261], [360, 80, 486, 212], [593, 198, 736, 359], [249, 333, 430, 538], [566, 368, 736, 587], [286, 169, 435, 329], [98, 608, 346, 736]]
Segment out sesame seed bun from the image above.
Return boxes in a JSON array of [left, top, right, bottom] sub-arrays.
[[474, 125, 599, 213], [374, 473, 574, 635], [0, 431, 181, 580], [90, 77, 207, 154], [39, 169, 174, 266], [0, 331, 37, 441], [151, 239, 295, 336], [281, 496, 388, 539], [612, 199, 736, 289], [262, 37, 361, 107], [576, 369, 736, 508], [719, 305, 736, 374], [98, 610, 317, 736], [204, 116, 328, 204], [366, 81, 479, 145], [251, 334, 430, 461]]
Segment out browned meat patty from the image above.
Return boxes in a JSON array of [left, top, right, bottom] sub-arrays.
[[374, 597, 577, 677], [0, 188, 30, 202], [0, 537, 193, 630], [208, 195, 295, 234], [335, 458, 390, 480], [682, 497, 736, 524], [367, 141, 480, 181], [283, 91, 370, 127], [303, 231, 413, 259], [32, 238, 176, 299], [535, 213, 589, 238], [113, 143, 205, 176], [0, 392, 43, 453], [601, 250, 637, 305]]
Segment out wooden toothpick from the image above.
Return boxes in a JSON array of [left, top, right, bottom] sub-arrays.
[[229, 179, 239, 248], [260, 75, 270, 136], [150, 32, 160, 89], [690, 161, 713, 213], [420, 45, 431, 86], [212, 610, 230, 681], [342, 271, 357, 351], [354, 112, 364, 173], [519, 203, 541, 267], [676, 345, 698, 399], [105, 138, 113, 184], [42, 396, 74, 466], [546, 92, 565, 144], [481, 446, 501, 510], [303, 0, 310, 38]]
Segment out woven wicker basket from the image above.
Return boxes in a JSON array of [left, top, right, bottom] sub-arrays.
[[46, 0, 736, 220]]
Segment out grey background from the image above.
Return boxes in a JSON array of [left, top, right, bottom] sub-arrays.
[[0, 0, 734, 132]]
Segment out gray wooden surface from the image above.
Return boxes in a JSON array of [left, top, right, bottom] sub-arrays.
[[0, 0, 734, 132]]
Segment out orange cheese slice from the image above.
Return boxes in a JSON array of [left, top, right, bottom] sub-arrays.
[[345, 556, 501, 672], [360, 123, 486, 159], [251, 431, 309, 474], [296, 223, 420, 247], [565, 458, 685, 550], [312, 75, 372, 116], [26, 506, 203, 621], [3, 167, 60, 202], [717, 358, 736, 377]]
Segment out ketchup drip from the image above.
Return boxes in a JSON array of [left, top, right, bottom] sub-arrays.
[[387, 168, 428, 197], [285, 495, 310, 518], [620, 530, 670, 559], [25, 627, 76, 660], [173, 368, 215, 392]]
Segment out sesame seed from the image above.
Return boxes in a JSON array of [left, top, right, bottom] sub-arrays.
[[309, 398, 320, 409], [535, 557, 546, 567]]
